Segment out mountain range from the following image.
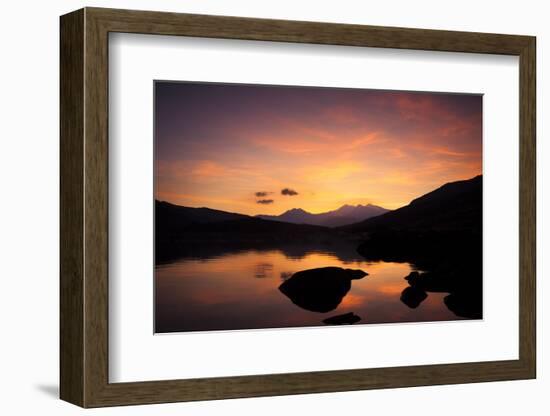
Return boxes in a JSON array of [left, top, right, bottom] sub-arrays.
[[155, 200, 335, 246], [157, 176, 481, 234], [343, 175, 482, 233], [156, 176, 481, 235], [155, 175, 483, 317], [257, 204, 389, 227]]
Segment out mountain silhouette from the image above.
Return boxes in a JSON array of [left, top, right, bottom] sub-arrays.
[[343, 175, 482, 233], [346, 175, 482, 266], [156, 200, 334, 236], [155, 200, 338, 264], [257, 204, 389, 227], [155, 175, 483, 319], [346, 175, 483, 319], [156, 200, 249, 230]]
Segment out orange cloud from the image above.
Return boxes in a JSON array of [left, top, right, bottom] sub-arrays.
[[155, 84, 482, 215], [190, 160, 228, 177]]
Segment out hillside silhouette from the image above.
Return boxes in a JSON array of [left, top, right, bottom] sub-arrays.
[[343, 175, 481, 233], [257, 204, 389, 227], [346, 175, 483, 318], [155, 200, 340, 263], [155, 175, 483, 318], [341, 175, 482, 265]]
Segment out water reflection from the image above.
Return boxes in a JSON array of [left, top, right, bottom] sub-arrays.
[[156, 238, 369, 265], [254, 262, 274, 279], [155, 247, 466, 333]]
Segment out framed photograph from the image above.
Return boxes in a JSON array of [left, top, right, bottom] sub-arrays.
[[60, 7, 536, 407]]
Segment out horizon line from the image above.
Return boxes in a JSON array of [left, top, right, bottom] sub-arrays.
[[155, 199, 390, 217], [155, 173, 482, 217]]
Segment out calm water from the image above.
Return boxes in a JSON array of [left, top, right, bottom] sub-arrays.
[[155, 248, 465, 333]]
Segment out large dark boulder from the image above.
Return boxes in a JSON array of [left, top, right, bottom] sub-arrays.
[[400, 286, 428, 308], [279, 267, 367, 313]]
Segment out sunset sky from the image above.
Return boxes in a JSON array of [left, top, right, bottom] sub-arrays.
[[155, 81, 482, 215]]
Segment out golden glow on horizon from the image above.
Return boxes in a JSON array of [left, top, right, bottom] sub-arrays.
[[155, 85, 482, 215]]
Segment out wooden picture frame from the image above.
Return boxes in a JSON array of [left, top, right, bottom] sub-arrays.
[[60, 7, 536, 408]]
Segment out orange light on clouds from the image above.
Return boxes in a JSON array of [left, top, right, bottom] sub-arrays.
[[155, 83, 482, 215]]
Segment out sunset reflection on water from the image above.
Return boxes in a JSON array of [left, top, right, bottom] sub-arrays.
[[155, 250, 464, 333]]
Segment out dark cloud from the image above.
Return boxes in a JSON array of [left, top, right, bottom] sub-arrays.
[[281, 188, 299, 196], [256, 199, 274, 205], [255, 191, 271, 197]]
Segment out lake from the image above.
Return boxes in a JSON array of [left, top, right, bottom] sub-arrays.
[[155, 247, 465, 333]]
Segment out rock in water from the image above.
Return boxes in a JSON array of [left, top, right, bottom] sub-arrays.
[[323, 312, 362, 325], [444, 292, 482, 319], [400, 286, 428, 308], [279, 267, 367, 313], [404, 271, 451, 293]]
